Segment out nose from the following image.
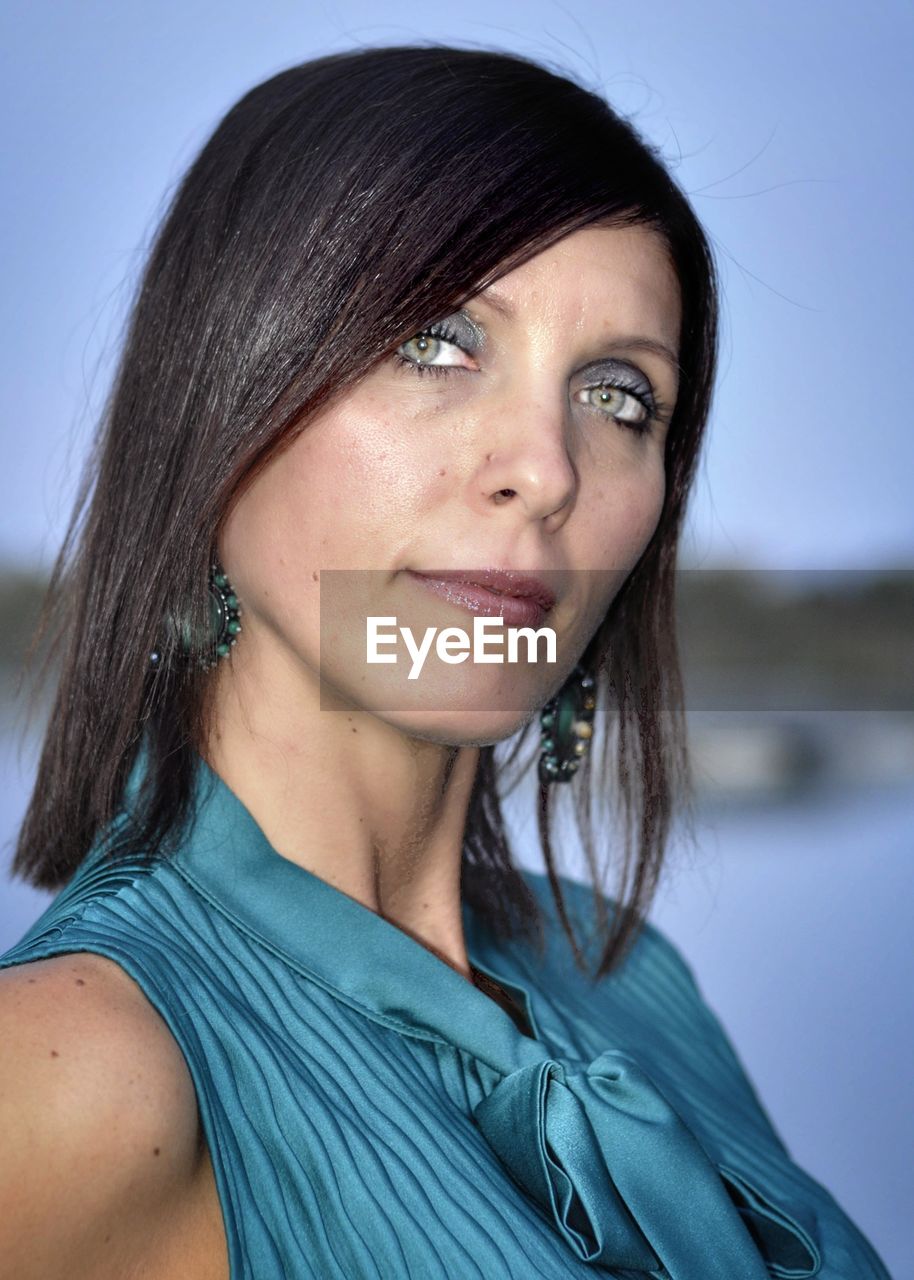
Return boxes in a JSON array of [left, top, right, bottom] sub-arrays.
[[471, 388, 578, 528]]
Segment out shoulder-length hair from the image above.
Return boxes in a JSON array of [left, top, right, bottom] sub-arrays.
[[14, 44, 717, 978]]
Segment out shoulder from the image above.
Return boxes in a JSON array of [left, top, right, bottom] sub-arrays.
[[517, 866, 630, 941], [0, 952, 204, 1279], [518, 866, 598, 921], [519, 867, 704, 985]]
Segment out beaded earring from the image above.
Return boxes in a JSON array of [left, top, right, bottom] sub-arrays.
[[205, 563, 243, 666], [538, 661, 596, 785], [149, 561, 242, 669]]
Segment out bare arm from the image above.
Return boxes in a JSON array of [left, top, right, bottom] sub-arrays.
[[0, 954, 206, 1280]]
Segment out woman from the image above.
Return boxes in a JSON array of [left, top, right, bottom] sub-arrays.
[[0, 44, 890, 1280]]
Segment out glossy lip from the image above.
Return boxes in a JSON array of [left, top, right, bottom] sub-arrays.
[[405, 571, 552, 630], [407, 568, 557, 612]]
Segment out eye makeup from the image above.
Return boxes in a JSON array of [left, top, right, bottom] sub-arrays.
[[575, 358, 656, 407], [395, 316, 673, 429], [426, 309, 485, 354]]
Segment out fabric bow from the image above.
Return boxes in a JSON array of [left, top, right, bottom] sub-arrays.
[[473, 1049, 819, 1279]]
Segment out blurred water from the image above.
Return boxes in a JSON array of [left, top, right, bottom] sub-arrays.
[[650, 780, 912, 1278], [1, 724, 909, 1275]]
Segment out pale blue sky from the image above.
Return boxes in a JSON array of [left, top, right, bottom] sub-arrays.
[[1, 0, 912, 569]]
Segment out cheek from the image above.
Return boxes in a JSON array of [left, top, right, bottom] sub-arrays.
[[216, 422, 358, 643], [218, 390, 448, 611], [631, 468, 667, 549], [585, 460, 666, 569], [225, 414, 391, 570], [218, 467, 317, 645], [321, 386, 463, 534]]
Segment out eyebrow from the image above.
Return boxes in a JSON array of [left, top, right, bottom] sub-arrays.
[[471, 288, 515, 321], [604, 336, 682, 376], [468, 291, 681, 375]]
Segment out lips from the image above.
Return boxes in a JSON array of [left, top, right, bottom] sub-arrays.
[[407, 568, 557, 612], [405, 570, 556, 631]]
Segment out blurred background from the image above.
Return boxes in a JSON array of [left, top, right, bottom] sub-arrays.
[[1, 1, 911, 1273]]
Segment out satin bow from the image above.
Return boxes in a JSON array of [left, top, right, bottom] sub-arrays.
[[473, 1049, 819, 1279]]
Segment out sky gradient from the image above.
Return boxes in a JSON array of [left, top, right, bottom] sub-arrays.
[[1, 0, 912, 571]]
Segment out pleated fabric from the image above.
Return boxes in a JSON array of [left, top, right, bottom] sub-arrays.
[[0, 758, 891, 1279]]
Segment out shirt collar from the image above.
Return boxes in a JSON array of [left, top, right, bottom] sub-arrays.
[[166, 752, 549, 1071]]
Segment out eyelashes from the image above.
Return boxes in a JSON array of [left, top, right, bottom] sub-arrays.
[[396, 320, 471, 373], [394, 319, 670, 435]]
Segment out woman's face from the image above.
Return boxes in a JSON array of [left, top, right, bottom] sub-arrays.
[[219, 223, 681, 745]]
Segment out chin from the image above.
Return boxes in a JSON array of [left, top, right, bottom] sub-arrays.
[[322, 657, 554, 745], [384, 704, 538, 749]]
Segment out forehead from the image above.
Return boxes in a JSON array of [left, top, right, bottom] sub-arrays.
[[472, 223, 682, 353]]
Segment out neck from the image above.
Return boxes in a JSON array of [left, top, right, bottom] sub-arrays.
[[201, 636, 482, 978]]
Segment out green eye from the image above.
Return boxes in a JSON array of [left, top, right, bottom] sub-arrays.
[[396, 324, 474, 375], [576, 383, 652, 432], [401, 333, 443, 364]]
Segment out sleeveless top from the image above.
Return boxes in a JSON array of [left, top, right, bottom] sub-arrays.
[[0, 757, 890, 1279]]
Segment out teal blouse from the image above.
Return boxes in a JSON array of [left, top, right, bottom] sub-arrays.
[[0, 758, 890, 1279]]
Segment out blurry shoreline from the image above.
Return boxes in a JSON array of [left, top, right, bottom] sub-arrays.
[[2, 564, 912, 803]]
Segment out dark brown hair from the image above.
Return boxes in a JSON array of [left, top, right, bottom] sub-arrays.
[[13, 44, 718, 978]]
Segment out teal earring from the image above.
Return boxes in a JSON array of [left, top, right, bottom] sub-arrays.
[[538, 662, 596, 785], [205, 563, 243, 666], [149, 561, 242, 669]]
